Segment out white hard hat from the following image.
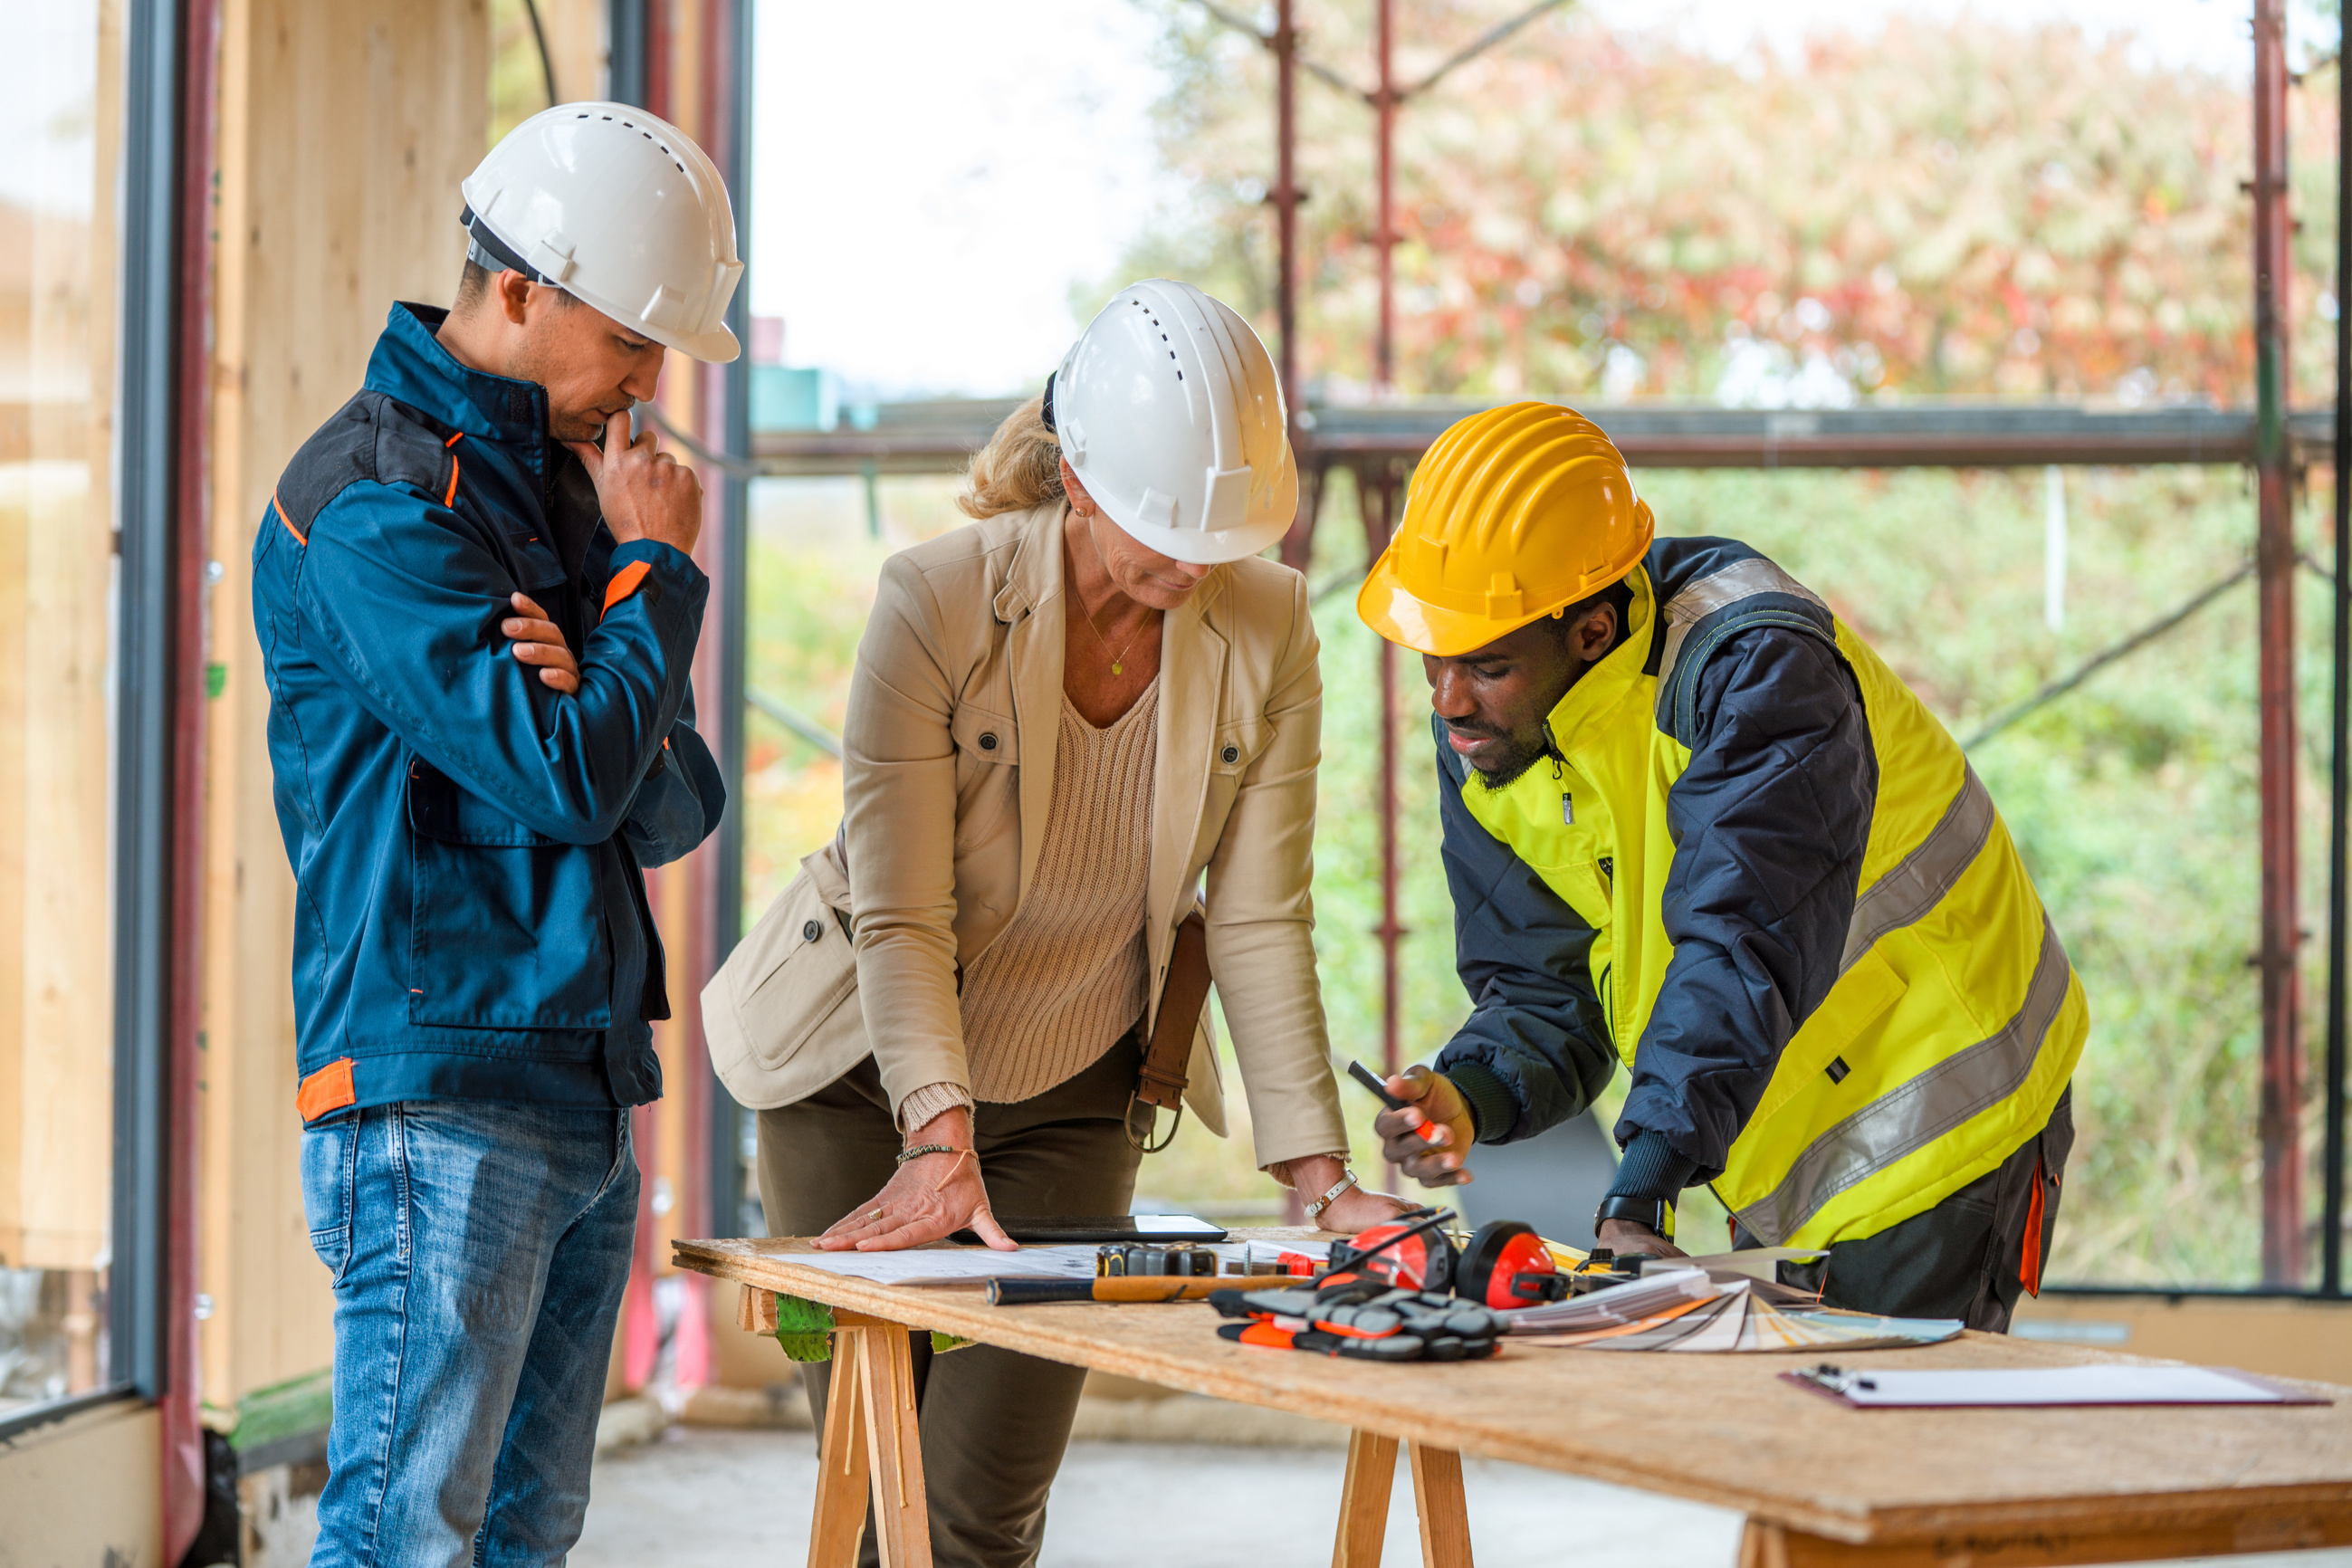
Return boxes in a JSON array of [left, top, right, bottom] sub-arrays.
[[460, 101, 743, 363], [1048, 280, 1298, 565]]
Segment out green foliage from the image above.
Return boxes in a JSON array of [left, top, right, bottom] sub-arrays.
[[1114, 3, 2340, 406]]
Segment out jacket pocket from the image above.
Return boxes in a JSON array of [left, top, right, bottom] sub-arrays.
[[1209, 715, 1275, 777], [950, 703, 1019, 852], [724, 867, 860, 1075], [405, 760, 614, 1029]]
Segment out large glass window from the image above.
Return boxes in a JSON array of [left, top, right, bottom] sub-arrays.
[[0, 0, 124, 1419]]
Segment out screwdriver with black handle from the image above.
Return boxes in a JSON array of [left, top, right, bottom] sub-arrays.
[[986, 1276, 1251, 1305]]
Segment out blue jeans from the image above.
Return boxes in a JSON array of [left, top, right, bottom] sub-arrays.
[[301, 1099, 638, 1566]]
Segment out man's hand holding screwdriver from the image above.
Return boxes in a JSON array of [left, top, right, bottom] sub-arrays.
[[1372, 1066, 1479, 1187]]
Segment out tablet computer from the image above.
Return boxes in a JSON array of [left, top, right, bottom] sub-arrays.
[[950, 1214, 1230, 1246]]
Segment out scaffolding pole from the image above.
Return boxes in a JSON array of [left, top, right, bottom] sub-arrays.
[[2253, 0, 2304, 1287], [2327, 18, 2350, 1298]]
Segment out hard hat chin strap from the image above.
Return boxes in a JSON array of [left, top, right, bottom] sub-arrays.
[[459, 205, 557, 288]]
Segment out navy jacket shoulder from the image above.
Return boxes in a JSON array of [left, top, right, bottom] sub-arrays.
[[253, 302, 725, 1119]]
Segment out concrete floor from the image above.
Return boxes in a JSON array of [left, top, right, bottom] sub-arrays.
[[572, 1424, 2352, 1568], [572, 1424, 1747, 1566]]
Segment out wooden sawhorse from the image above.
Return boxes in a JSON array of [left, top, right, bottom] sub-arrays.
[[745, 1289, 1474, 1568]]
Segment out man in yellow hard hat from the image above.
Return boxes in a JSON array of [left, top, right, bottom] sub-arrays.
[[1362, 402, 2084, 1329]]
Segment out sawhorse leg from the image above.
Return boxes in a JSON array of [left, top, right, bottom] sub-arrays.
[[806, 1308, 932, 1568], [1332, 1429, 1474, 1568]]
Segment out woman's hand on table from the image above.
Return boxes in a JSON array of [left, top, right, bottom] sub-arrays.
[[1274, 1152, 1422, 1234], [813, 1106, 1016, 1252], [1314, 1183, 1422, 1234]]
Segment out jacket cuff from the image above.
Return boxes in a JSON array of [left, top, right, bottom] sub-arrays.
[[1446, 1063, 1517, 1144], [1606, 1128, 1699, 1203]]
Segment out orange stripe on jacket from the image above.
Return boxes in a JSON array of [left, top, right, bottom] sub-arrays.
[[444, 455, 461, 508], [603, 560, 654, 614], [273, 490, 307, 546], [296, 1056, 357, 1123]]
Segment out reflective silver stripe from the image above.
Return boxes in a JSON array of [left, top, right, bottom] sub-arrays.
[[1838, 767, 1996, 976], [1734, 918, 2071, 1246], [1656, 557, 1830, 695]]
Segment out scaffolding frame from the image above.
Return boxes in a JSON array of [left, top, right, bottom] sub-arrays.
[[722, 1, 2350, 1295]]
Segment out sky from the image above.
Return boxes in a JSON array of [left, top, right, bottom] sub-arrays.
[[0, 2, 100, 214], [751, 0, 2337, 399], [750, 0, 1177, 399]]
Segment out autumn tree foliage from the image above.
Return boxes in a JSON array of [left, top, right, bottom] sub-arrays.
[[1114, 3, 2341, 408]]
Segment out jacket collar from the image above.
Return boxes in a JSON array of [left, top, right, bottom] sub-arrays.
[[365, 301, 551, 449], [992, 499, 1232, 961], [1544, 563, 1658, 756], [991, 500, 1229, 626]]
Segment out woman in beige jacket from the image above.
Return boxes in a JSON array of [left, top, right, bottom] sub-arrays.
[[706, 282, 1406, 1565]]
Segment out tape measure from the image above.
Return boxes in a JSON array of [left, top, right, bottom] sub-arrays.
[[1096, 1242, 1219, 1278]]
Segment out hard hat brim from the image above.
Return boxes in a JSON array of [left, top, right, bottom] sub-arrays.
[[1090, 461, 1301, 566], [667, 322, 741, 364], [1356, 544, 1554, 658]]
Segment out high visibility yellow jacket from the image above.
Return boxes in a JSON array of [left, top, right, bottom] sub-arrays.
[[1432, 536, 2086, 1249]]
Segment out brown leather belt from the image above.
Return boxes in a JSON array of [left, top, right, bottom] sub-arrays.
[[1127, 911, 1209, 1152]]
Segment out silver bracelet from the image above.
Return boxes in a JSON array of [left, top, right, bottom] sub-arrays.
[[1304, 1170, 1360, 1222], [896, 1143, 961, 1165]]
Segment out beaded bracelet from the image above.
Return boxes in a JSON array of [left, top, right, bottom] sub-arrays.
[[896, 1142, 961, 1165]]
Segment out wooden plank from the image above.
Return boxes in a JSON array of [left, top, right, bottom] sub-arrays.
[[0, 0, 124, 1285], [1744, 1502, 2352, 1568], [849, 1321, 932, 1568], [198, 0, 488, 1408], [674, 1233, 2352, 1550], [1407, 1444, 1473, 1568], [1332, 1429, 1399, 1568], [808, 1331, 870, 1568]]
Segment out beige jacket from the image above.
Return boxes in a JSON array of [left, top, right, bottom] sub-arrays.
[[704, 502, 1349, 1169]]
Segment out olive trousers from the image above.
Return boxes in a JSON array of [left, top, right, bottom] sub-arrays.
[[756, 1037, 1145, 1568]]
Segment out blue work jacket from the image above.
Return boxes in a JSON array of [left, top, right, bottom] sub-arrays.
[[253, 302, 724, 1122]]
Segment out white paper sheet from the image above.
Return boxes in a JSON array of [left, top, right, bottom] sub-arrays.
[[1797, 1364, 2316, 1407], [779, 1236, 1333, 1289], [780, 1244, 1105, 1287]]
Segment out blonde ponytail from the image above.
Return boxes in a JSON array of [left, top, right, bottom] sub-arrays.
[[958, 395, 1066, 520]]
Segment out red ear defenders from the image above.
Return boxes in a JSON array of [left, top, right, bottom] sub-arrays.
[[1456, 1220, 1572, 1308], [1327, 1218, 1570, 1310]]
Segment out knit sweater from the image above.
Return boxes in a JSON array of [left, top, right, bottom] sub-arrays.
[[897, 682, 1160, 1129]]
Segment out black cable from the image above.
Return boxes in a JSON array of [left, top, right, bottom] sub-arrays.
[[1961, 562, 2255, 751], [521, 0, 559, 107]]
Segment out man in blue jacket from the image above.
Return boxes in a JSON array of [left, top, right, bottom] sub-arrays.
[[254, 104, 741, 1563]]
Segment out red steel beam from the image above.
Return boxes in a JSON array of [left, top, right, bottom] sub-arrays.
[[2253, 0, 2303, 1287], [1273, 0, 1315, 572], [1372, 3, 1403, 1146], [1374, 0, 1396, 393]]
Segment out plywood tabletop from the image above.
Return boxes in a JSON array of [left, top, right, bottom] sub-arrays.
[[674, 1231, 2352, 1549]]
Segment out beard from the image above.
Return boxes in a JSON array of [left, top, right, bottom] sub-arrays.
[[502, 337, 610, 444], [1455, 727, 1554, 791]]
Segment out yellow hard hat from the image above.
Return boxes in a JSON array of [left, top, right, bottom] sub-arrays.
[[1356, 402, 1655, 657]]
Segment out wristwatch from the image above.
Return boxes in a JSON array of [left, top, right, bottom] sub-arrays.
[[1305, 1170, 1360, 1222], [1593, 1193, 1676, 1243]]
